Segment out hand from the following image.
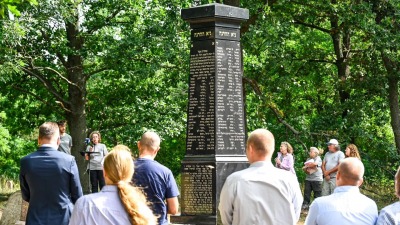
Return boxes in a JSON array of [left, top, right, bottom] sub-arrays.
[[323, 171, 330, 177], [89, 146, 93, 152], [324, 175, 330, 181], [275, 158, 281, 165]]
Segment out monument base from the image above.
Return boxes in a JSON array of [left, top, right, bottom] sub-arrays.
[[170, 215, 217, 225]]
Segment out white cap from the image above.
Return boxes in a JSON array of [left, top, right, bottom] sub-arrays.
[[327, 139, 339, 145]]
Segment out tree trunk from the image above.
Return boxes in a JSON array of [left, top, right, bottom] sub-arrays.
[[330, 1, 351, 119], [382, 54, 400, 154], [65, 17, 89, 193]]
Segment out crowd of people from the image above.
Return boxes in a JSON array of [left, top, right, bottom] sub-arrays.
[[19, 121, 179, 225], [19, 121, 400, 225]]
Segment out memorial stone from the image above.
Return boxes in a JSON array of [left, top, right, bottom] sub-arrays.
[[171, 3, 249, 225]]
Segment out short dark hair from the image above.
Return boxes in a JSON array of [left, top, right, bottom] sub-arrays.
[[57, 120, 67, 126], [39, 122, 59, 139]]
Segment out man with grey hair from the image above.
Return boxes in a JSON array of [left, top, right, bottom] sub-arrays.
[[131, 131, 179, 225], [219, 129, 303, 225], [321, 139, 345, 196], [305, 157, 378, 225]]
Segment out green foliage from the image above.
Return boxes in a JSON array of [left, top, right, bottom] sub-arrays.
[[0, 0, 37, 18], [0, 110, 36, 180], [0, 0, 399, 209]]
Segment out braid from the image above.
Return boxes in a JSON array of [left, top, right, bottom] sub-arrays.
[[117, 181, 157, 225], [104, 147, 157, 225]]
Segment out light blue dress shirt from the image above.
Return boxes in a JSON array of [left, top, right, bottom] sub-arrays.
[[377, 201, 400, 225], [305, 186, 378, 225], [69, 185, 130, 225]]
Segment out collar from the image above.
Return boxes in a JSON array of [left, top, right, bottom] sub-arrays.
[[40, 144, 58, 149], [250, 161, 274, 168], [101, 185, 119, 192], [334, 185, 360, 193], [138, 155, 154, 160]]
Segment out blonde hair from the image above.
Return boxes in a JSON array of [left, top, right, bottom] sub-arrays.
[[281, 142, 293, 154], [346, 144, 361, 160], [104, 146, 157, 225]]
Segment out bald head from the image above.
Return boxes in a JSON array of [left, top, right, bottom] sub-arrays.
[[337, 157, 364, 186], [139, 131, 161, 152], [247, 129, 275, 160]]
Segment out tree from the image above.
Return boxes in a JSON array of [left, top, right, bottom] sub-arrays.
[[0, 0, 191, 190]]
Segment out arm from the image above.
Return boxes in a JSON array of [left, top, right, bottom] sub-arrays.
[[166, 197, 179, 214], [304, 201, 319, 225], [69, 198, 87, 225], [19, 159, 30, 202], [279, 154, 294, 171], [291, 178, 303, 221], [218, 178, 235, 225], [69, 157, 83, 203], [325, 164, 340, 175]]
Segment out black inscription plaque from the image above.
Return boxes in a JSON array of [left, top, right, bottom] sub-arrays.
[[186, 27, 245, 155]]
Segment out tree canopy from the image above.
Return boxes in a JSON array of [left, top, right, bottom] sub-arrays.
[[0, 0, 399, 199]]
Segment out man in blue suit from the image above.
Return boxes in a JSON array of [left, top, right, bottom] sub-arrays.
[[19, 122, 83, 225]]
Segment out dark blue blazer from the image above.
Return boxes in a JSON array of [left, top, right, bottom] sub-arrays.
[[19, 146, 83, 225]]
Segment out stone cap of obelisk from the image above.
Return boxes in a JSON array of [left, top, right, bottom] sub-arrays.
[[181, 3, 249, 25]]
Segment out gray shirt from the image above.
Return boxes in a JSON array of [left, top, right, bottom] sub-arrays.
[[58, 133, 72, 154], [305, 156, 323, 181], [323, 151, 345, 178], [86, 143, 108, 170]]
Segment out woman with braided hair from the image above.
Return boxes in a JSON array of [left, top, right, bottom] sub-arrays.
[[69, 145, 157, 225]]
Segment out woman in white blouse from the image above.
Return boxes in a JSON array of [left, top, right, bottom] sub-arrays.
[[70, 145, 157, 225]]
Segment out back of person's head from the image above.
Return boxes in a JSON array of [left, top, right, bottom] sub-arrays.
[[140, 131, 161, 151], [338, 157, 364, 186], [247, 129, 275, 159], [104, 146, 157, 225], [39, 122, 59, 141], [395, 166, 400, 198], [281, 141, 293, 154]]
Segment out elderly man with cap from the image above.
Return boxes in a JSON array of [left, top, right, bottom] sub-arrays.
[[305, 157, 378, 225], [321, 139, 345, 196]]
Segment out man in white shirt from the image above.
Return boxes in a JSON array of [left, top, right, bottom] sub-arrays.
[[218, 129, 303, 225], [305, 157, 378, 225]]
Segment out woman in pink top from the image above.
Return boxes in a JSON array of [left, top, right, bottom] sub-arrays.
[[275, 141, 296, 175]]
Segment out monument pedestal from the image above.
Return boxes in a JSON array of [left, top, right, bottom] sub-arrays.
[[171, 3, 249, 225]]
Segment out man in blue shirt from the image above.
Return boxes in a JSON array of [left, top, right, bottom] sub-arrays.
[[132, 131, 180, 225], [305, 157, 378, 225]]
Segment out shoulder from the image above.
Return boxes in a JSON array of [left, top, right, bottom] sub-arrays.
[[379, 202, 400, 217]]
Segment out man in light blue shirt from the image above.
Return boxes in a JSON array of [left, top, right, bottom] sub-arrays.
[[305, 157, 378, 225]]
